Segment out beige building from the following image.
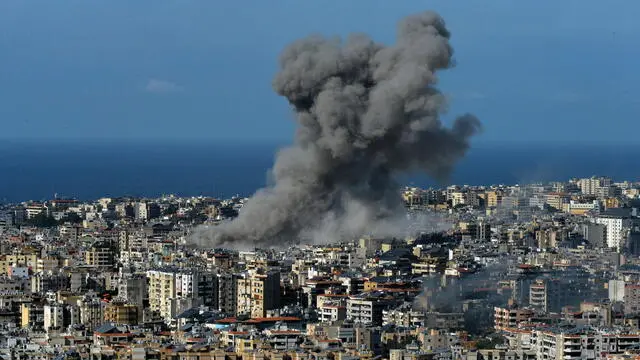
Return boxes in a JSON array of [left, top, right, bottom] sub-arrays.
[[21, 303, 44, 329], [236, 273, 252, 317], [563, 200, 600, 215], [146, 269, 216, 321], [535, 229, 567, 249], [486, 191, 502, 208], [450, 192, 467, 207], [147, 270, 178, 320], [104, 300, 139, 325], [25, 203, 47, 219], [79, 297, 104, 331], [0, 254, 60, 276], [545, 193, 570, 211], [236, 270, 281, 318], [0, 254, 38, 275], [494, 306, 534, 330], [36, 257, 60, 274], [84, 241, 114, 267]]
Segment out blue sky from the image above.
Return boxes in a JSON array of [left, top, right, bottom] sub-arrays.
[[1, 0, 638, 143]]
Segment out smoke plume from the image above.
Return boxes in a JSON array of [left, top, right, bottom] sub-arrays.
[[192, 11, 481, 249]]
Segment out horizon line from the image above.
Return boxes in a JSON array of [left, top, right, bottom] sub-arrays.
[[0, 137, 637, 147]]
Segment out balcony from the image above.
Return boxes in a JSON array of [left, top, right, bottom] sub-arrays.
[[563, 340, 581, 346], [563, 347, 581, 353], [563, 355, 582, 360]]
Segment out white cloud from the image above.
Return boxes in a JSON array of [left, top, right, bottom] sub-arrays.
[[145, 78, 183, 94], [448, 91, 488, 101], [467, 91, 487, 100], [551, 91, 588, 103]]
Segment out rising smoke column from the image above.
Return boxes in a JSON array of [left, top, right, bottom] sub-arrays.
[[192, 11, 481, 249]]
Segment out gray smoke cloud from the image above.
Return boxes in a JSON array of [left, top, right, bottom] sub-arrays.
[[192, 11, 481, 249]]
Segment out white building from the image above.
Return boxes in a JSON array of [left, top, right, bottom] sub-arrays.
[[593, 213, 633, 250], [25, 203, 47, 219], [346, 293, 394, 326], [565, 200, 601, 214], [146, 269, 216, 320], [535, 331, 639, 360], [319, 303, 346, 323], [579, 176, 612, 197], [43, 304, 64, 331], [134, 202, 148, 221], [609, 280, 625, 302]]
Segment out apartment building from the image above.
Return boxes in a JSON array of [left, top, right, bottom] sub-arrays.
[[534, 331, 640, 360], [494, 306, 535, 330], [118, 274, 147, 311], [319, 303, 346, 323], [579, 177, 612, 196], [79, 296, 104, 331], [85, 241, 114, 267], [347, 293, 396, 326], [624, 284, 640, 315], [43, 304, 65, 331], [104, 300, 139, 325], [486, 190, 503, 208], [147, 268, 213, 321], [236, 270, 281, 318], [530, 279, 565, 313], [216, 272, 238, 316], [593, 210, 635, 250]]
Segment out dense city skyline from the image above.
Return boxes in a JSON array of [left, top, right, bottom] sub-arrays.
[[2, 175, 640, 358]]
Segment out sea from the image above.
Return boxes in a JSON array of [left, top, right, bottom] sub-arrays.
[[0, 139, 638, 203]]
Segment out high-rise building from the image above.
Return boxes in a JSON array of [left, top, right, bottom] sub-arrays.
[[347, 293, 396, 326], [494, 306, 534, 330], [78, 296, 104, 331], [545, 193, 570, 211], [628, 227, 640, 256], [236, 273, 252, 317], [134, 202, 148, 221], [118, 229, 148, 265], [593, 209, 635, 251], [583, 223, 606, 248], [458, 221, 491, 241], [217, 273, 237, 316], [21, 303, 44, 330], [251, 270, 281, 318], [146, 203, 161, 219], [104, 299, 139, 325], [84, 241, 115, 268], [119, 274, 146, 308], [579, 176, 612, 196], [25, 203, 47, 219], [235, 270, 281, 318], [625, 284, 640, 315], [608, 280, 625, 303], [146, 268, 217, 321], [197, 272, 218, 309], [450, 192, 466, 207], [529, 279, 564, 313], [43, 304, 65, 331]]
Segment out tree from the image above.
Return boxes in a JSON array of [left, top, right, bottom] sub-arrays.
[[26, 212, 57, 228], [475, 334, 507, 349], [59, 212, 82, 224], [163, 204, 178, 216]]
